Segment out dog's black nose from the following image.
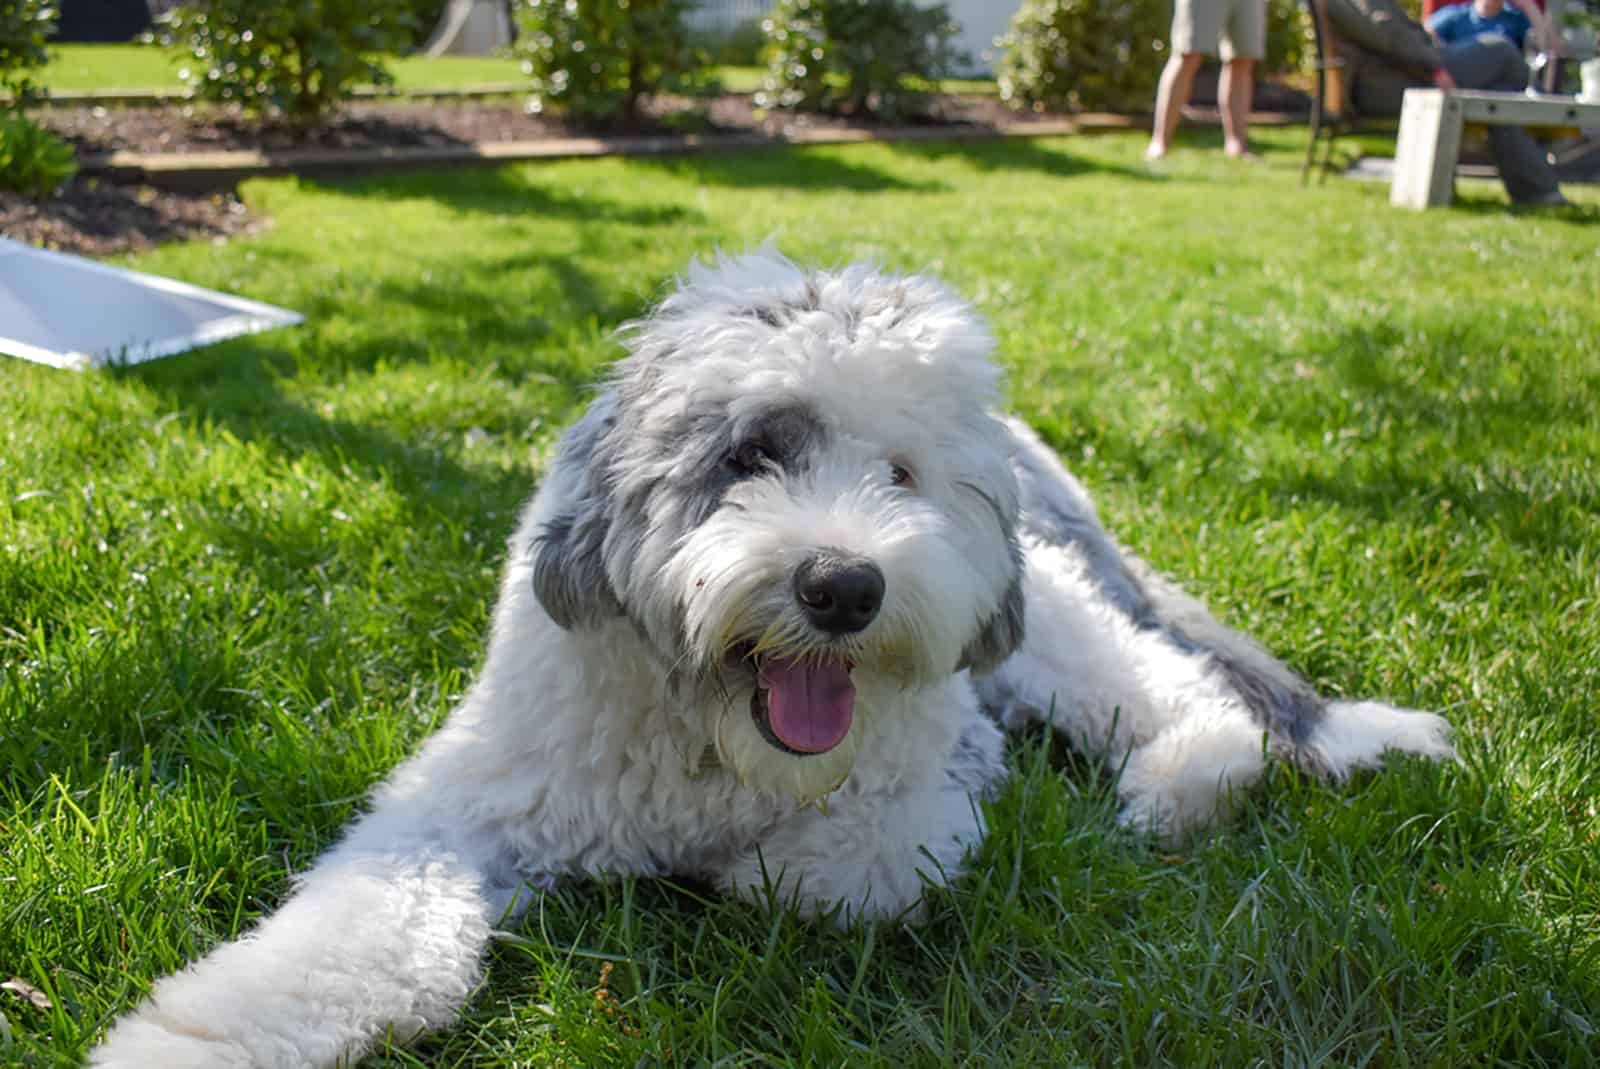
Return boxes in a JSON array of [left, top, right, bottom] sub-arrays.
[[794, 553, 885, 634]]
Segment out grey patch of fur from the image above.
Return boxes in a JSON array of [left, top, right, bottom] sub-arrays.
[[959, 561, 1026, 675], [1126, 561, 1329, 751], [536, 333, 830, 664], [1003, 420, 1328, 749], [530, 404, 624, 629], [747, 306, 783, 328], [971, 671, 1050, 735], [943, 716, 1008, 798], [741, 279, 823, 331], [954, 479, 1026, 674], [1010, 434, 1153, 624]]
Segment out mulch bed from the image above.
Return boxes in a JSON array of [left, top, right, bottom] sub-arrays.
[[5, 82, 1307, 257], [7, 93, 1036, 257], [38, 92, 1027, 156], [1, 181, 262, 257]]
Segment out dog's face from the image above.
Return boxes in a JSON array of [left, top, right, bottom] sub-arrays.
[[532, 252, 1024, 801]]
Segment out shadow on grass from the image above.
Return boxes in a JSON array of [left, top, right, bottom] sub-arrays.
[[34, 339, 567, 788], [885, 136, 1165, 182], [1257, 323, 1598, 552], [374, 248, 658, 337], [634, 143, 950, 191], [313, 165, 707, 225], [1052, 320, 1598, 556], [1449, 188, 1600, 223]]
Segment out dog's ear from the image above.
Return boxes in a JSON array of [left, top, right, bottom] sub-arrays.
[[958, 560, 1025, 675], [531, 401, 624, 629]]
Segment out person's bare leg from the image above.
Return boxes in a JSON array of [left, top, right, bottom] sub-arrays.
[[1220, 57, 1255, 157], [1147, 53, 1208, 160]]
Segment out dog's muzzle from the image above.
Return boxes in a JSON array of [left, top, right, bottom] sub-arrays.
[[737, 552, 886, 757]]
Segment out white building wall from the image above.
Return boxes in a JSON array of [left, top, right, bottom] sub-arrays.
[[688, 1, 1022, 75], [685, 0, 774, 30], [939, 0, 1021, 75]]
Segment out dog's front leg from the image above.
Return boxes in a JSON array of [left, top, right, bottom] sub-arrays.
[[715, 774, 990, 924], [90, 778, 520, 1069]]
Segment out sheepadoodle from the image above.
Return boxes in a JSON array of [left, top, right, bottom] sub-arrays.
[[91, 250, 1454, 1068]]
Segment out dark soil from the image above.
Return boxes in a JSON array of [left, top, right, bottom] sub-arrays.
[[7, 93, 1042, 256], [0, 180, 263, 256], [37, 93, 1036, 158]]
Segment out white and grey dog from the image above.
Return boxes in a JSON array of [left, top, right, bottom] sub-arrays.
[[92, 250, 1454, 1068]]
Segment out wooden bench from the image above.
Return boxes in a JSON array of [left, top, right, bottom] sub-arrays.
[[1391, 88, 1600, 208]]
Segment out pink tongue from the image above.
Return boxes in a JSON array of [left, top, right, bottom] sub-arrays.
[[759, 656, 855, 754]]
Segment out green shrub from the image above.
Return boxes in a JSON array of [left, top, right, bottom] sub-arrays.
[[0, 114, 76, 198], [757, 0, 964, 120], [999, 0, 1307, 115], [163, 1, 414, 126], [0, 0, 58, 108], [997, 0, 1167, 114], [1265, 0, 1312, 78], [691, 15, 766, 66], [514, 0, 700, 124], [398, 0, 454, 49]]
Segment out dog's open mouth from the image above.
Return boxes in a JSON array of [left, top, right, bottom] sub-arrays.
[[748, 653, 855, 756]]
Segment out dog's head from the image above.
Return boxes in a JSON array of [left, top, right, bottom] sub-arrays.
[[531, 250, 1023, 801]]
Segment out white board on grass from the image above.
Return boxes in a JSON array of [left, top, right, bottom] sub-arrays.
[[0, 237, 303, 371]]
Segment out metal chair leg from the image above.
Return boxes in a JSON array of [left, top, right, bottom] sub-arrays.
[[1302, 108, 1322, 185]]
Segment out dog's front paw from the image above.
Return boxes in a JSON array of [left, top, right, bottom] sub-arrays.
[[1114, 707, 1269, 840]]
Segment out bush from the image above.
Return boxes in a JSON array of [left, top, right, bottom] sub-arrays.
[[0, 0, 58, 108], [997, 0, 1167, 114], [1265, 0, 1311, 78], [999, 0, 1307, 114], [163, 1, 414, 126], [398, 0, 454, 50], [757, 0, 964, 121], [691, 15, 766, 66], [514, 0, 700, 125], [0, 114, 76, 197]]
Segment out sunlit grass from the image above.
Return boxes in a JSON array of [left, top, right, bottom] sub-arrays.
[[37, 45, 993, 102], [39, 44, 527, 95]]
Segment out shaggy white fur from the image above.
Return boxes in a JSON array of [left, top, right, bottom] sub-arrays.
[[90, 250, 1454, 1068]]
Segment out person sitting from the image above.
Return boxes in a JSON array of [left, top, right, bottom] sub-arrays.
[[1426, 0, 1530, 48], [1324, 0, 1569, 204], [1423, 0, 1561, 57]]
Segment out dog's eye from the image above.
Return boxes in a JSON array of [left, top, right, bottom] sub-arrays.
[[890, 463, 914, 488], [730, 440, 775, 475]]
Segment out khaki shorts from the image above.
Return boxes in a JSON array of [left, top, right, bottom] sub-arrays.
[[1171, 0, 1266, 61]]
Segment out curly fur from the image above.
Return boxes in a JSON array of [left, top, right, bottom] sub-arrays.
[[90, 250, 1454, 1068]]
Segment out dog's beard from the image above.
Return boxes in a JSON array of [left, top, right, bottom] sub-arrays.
[[714, 687, 863, 806], [700, 637, 922, 805]]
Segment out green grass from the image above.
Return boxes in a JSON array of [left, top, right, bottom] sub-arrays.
[[3, 132, 1598, 1067], [40, 44, 528, 94], [37, 44, 992, 100]]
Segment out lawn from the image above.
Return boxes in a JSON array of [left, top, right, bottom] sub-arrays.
[[41, 44, 530, 94], [37, 44, 992, 99], [2, 132, 1598, 1067]]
